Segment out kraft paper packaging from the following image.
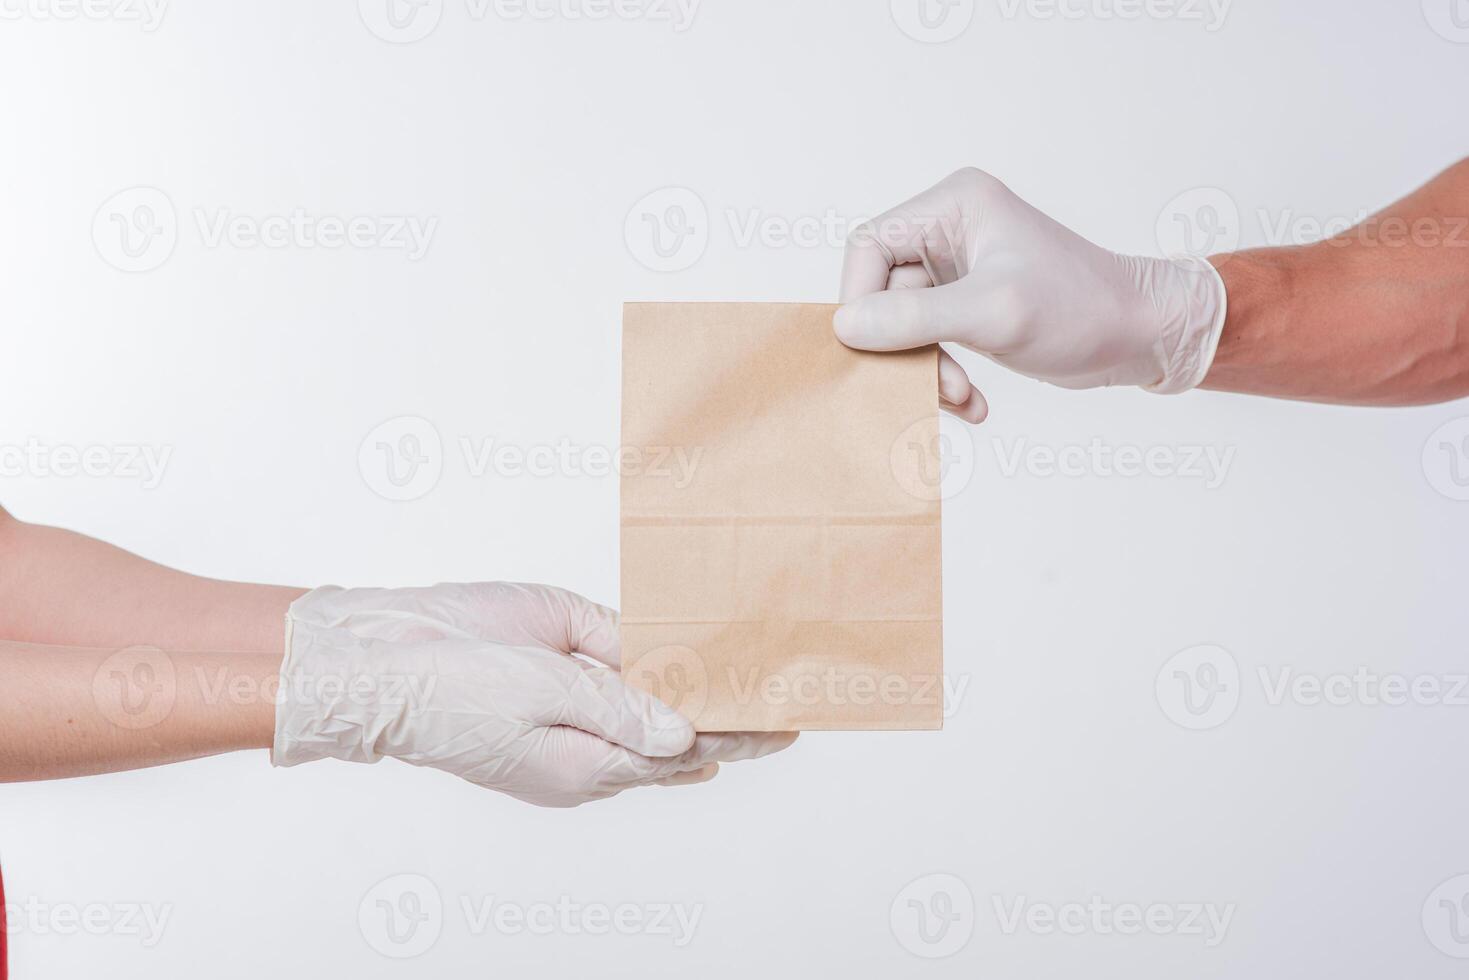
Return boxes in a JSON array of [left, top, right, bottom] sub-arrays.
[[620, 302, 944, 731]]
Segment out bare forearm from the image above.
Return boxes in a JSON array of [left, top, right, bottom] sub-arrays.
[[1202, 160, 1469, 405], [0, 641, 279, 781], [0, 510, 303, 653], [0, 509, 301, 779]]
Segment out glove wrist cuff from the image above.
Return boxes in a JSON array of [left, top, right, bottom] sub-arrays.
[[271, 587, 386, 769], [1144, 256, 1229, 395]]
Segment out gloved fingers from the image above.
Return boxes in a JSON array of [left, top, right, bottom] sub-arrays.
[[451, 583, 619, 663], [840, 212, 952, 304], [943, 392, 989, 424], [940, 349, 988, 424], [839, 222, 901, 303], [635, 730, 798, 784], [490, 726, 634, 808], [653, 763, 719, 787], [513, 728, 709, 804], [687, 730, 799, 764], [840, 177, 970, 303], [938, 348, 974, 403], [886, 261, 934, 291], [550, 660, 696, 759], [522, 584, 621, 662], [833, 277, 977, 352], [563, 594, 621, 669], [844, 269, 989, 422], [524, 729, 794, 804]]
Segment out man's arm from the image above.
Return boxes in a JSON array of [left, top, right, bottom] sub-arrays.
[[834, 159, 1469, 411], [1205, 159, 1469, 405]]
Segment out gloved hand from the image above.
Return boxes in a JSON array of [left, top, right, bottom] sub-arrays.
[[272, 582, 796, 807], [835, 168, 1229, 421]]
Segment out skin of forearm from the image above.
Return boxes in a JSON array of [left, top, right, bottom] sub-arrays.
[[0, 510, 303, 653], [0, 642, 280, 781], [0, 509, 302, 779], [1203, 159, 1469, 405]]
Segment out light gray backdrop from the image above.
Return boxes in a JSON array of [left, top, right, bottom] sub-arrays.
[[2, 0, 1467, 976]]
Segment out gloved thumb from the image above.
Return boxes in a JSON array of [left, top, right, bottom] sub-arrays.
[[833, 280, 970, 353], [559, 662, 696, 759]]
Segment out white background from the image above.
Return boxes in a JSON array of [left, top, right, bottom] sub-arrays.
[[2, 0, 1469, 976]]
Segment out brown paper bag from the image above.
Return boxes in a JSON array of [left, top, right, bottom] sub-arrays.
[[620, 302, 943, 731]]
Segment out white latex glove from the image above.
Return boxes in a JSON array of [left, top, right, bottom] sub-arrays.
[[272, 582, 796, 807], [835, 168, 1228, 421]]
